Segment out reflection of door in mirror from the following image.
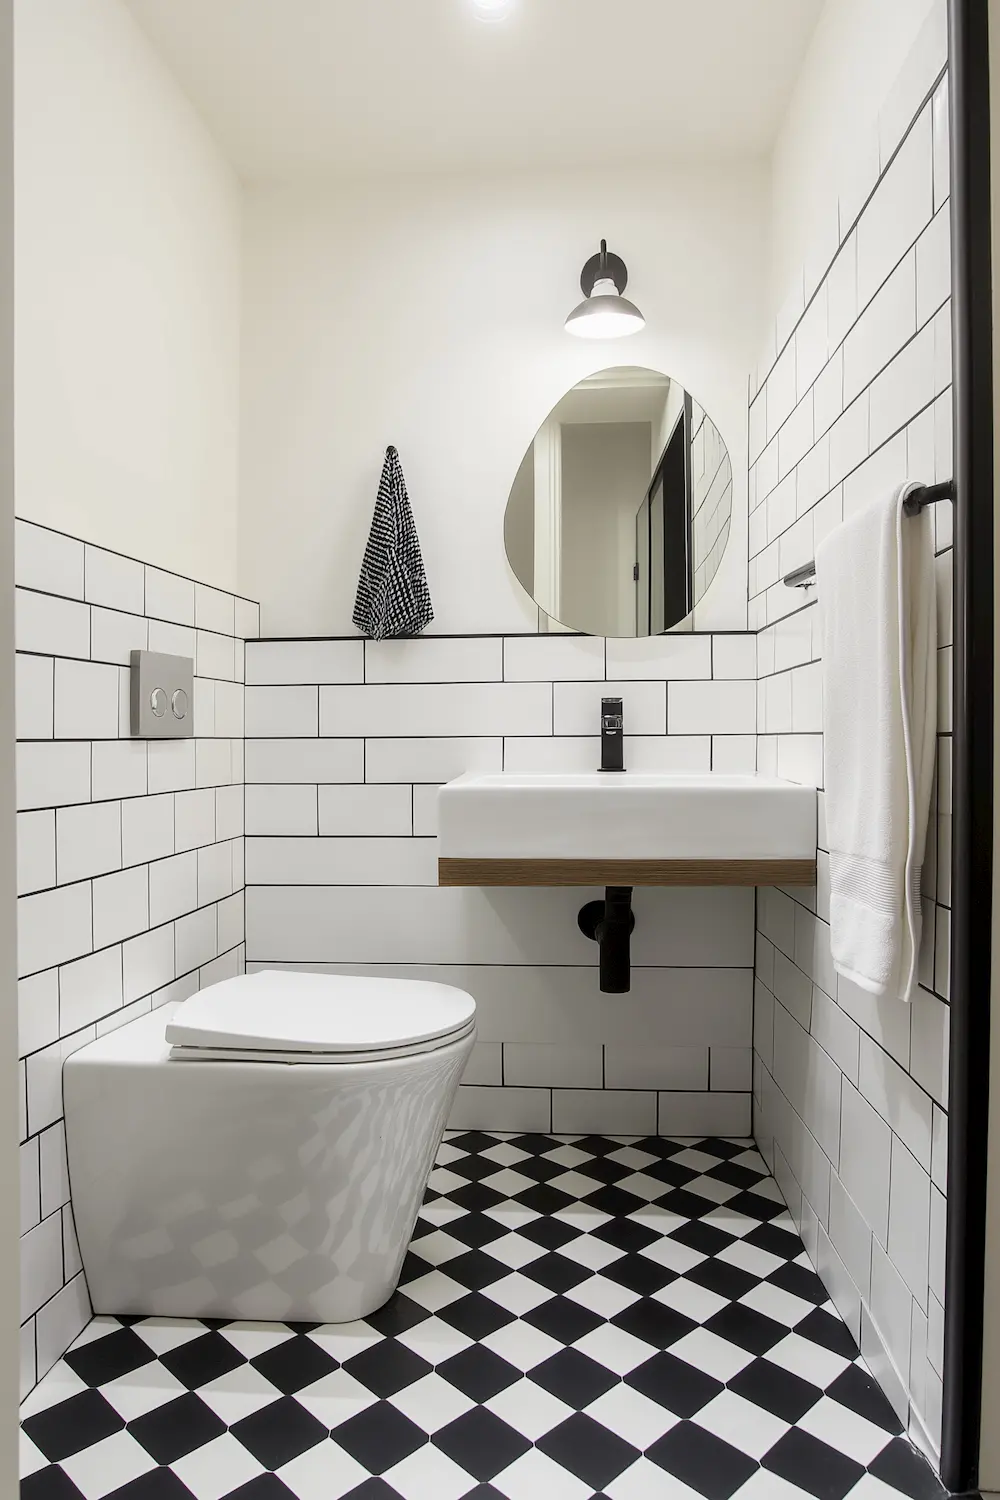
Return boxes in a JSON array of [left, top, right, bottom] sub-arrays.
[[504, 367, 732, 637], [639, 393, 692, 635]]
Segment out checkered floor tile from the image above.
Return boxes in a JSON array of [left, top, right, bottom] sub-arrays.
[[21, 1134, 949, 1500]]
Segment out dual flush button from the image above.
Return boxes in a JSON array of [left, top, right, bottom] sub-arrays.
[[130, 651, 195, 740], [149, 687, 189, 721]]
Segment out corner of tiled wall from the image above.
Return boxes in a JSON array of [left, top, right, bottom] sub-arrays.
[[748, 6, 952, 1465], [16, 517, 259, 1396]]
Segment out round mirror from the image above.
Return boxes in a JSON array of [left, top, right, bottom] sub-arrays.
[[504, 367, 732, 636]]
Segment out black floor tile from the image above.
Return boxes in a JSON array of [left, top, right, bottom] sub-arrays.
[[729, 1356, 824, 1423], [159, 1332, 246, 1391], [107, 1471, 197, 1499], [768, 1259, 832, 1305], [250, 1335, 338, 1394], [825, 1363, 905, 1434], [647, 1419, 758, 1499], [523, 1251, 592, 1295], [64, 1328, 157, 1387], [686, 1256, 758, 1303], [437, 1291, 516, 1340], [538, 1413, 640, 1489], [868, 1436, 949, 1498], [220, 1479, 298, 1500], [364, 1294, 428, 1337], [523, 1295, 604, 1345], [23, 1389, 126, 1463], [626, 1351, 724, 1418], [612, 1297, 697, 1350], [343, 1339, 433, 1399], [127, 1393, 226, 1465], [433, 1406, 531, 1481], [762, 1427, 866, 1499], [518, 1216, 581, 1252], [592, 1216, 660, 1255], [21, 1470, 87, 1500], [530, 1347, 619, 1409], [333, 1403, 427, 1475], [437, 1345, 521, 1403], [229, 1397, 328, 1469], [703, 1301, 788, 1355], [603, 1253, 677, 1298], [794, 1306, 861, 1361]]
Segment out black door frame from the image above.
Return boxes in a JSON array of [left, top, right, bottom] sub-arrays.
[[941, 0, 994, 1492]]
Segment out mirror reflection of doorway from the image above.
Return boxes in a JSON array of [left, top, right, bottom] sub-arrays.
[[635, 393, 692, 635]]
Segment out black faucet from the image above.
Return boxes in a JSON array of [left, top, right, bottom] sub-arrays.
[[600, 696, 624, 772]]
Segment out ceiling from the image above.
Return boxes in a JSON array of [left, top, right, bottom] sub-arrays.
[[126, 0, 825, 182]]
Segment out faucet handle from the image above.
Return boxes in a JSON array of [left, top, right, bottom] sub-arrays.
[[601, 696, 623, 731]]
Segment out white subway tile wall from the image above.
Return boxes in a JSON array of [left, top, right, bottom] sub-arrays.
[[749, 42, 951, 1462], [15, 519, 259, 1395], [244, 631, 760, 1140]]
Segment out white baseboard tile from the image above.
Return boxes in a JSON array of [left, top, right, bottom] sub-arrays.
[[461, 1041, 502, 1087], [503, 1043, 603, 1090], [448, 1085, 550, 1133], [604, 1045, 708, 1092], [551, 1089, 657, 1136], [34, 1273, 91, 1386], [861, 1302, 911, 1429], [657, 1091, 751, 1137], [816, 1222, 863, 1349]]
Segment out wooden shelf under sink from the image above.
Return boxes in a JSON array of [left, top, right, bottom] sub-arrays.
[[438, 857, 817, 887]]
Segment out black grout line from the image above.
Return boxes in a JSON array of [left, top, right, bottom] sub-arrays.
[[753, 62, 948, 394]]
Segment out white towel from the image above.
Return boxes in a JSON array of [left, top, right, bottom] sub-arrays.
[[816, 482, 937, 1001]]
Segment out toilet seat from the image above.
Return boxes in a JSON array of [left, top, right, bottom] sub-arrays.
[[164, 970, 477, 1064]]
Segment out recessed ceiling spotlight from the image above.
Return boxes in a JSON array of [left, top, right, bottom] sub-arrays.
[[472, 0, 514, 20], [565, 240, 646, 339]]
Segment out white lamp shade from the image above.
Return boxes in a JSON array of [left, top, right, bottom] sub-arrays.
[[565, 276, 646, 339]]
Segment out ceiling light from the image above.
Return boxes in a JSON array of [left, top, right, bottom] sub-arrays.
[[472, 0, 513, 19], [565, 240, 645, 339]]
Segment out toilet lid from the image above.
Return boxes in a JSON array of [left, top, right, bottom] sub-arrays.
[[165, 971, 477, 1056]]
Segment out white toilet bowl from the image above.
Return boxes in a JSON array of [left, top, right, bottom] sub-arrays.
[[64, 971, 476, 1324]]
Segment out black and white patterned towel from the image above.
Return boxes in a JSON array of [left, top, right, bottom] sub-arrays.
[[352, 445, 434, 641]]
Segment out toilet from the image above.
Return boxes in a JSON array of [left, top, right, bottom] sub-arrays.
[[63, 970, 476, 1325]]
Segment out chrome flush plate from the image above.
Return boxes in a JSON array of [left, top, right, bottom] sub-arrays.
[[130, 650, 194, 739]]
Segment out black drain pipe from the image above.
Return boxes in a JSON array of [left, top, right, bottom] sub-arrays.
[[578, 887, 635, 993]]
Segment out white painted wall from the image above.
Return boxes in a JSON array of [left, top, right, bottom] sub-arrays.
[[14, 0, 242, 590], [769, 0, 939, 310], [238, 166, 766, 636]]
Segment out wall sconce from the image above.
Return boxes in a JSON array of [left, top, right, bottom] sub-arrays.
[[565, 240, 645, 339]]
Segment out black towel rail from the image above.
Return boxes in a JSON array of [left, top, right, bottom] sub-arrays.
[[781, 479, 956, 589]]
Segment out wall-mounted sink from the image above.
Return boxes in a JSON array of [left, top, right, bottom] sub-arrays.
[[437, 771, 817, 887]]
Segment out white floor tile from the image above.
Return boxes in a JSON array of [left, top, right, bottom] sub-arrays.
[[486, 1378, 574, 1441], [493, 1446, 593, 1500], [276, 1439, 367, 1500], [693, 1388, 790, 1459], [384, 1443, 478, 1500], [388, 1371, 474, 1433], [61, 1431, 156, 1498], [669, 1327, 757, 1383]]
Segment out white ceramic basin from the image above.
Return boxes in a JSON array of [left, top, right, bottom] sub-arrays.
[[437, 772, 816, 862]]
